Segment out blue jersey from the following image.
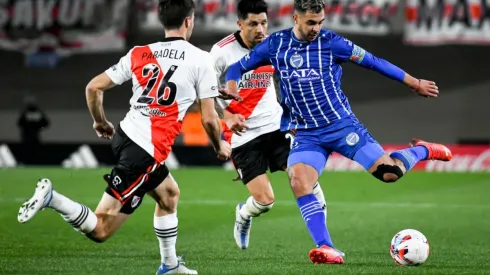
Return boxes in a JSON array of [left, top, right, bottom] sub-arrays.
[[226, 28, 406, 131]]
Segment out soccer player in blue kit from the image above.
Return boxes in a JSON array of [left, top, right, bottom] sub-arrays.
[[223, 0, 453, 265]]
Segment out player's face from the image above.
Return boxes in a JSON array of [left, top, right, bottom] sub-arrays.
[[293, 10, 325, 41], [238, 13, 268, 47], [184, 12, 195, 40]]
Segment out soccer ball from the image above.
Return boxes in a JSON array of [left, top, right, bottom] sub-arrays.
[[390, 229, 430, 266]]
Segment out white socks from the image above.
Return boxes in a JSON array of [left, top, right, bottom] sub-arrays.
[[154, 213, 178, 267], [48, 190, 97, 234], [239, 196, 274, 221]]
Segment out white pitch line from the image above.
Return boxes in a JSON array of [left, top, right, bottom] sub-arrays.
[[1, 198, 489, 209]]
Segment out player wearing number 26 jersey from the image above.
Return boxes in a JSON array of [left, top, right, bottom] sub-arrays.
[[16, 1, 231, 275], [107, 38, 218, 163]]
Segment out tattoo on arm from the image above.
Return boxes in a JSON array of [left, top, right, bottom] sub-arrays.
[[214, 98, 224, 119]]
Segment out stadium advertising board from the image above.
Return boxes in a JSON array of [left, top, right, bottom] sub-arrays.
[[137, 0, 399, 35], [0, 0, 129, 56], [2, 143, 490, 172], [404, 0, 490, 45]]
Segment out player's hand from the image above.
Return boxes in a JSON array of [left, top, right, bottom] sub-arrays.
[[93, 120, 114, 140], [219, 81, 242, 101], [225, 114, 249, 136], [412, 79, 439, 98], [215, 140, 232, 161], [218, 88, 242, 101]]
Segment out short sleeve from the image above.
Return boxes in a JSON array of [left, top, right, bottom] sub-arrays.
[[105, 49, 133, 85], [210, 45, 226, 79], [195, 51, 220, 99]]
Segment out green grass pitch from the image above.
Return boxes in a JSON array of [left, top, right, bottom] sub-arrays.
[[0, 168, 489, 274]]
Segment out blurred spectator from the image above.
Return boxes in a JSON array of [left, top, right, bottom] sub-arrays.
[[181, 102, 210, 146], [17, 94, 50, 145]]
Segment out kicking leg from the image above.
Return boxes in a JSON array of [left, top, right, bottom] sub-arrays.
[[18, 178, 129, 243], [147, 173, 197, 275], [353, 138, 452, 183]]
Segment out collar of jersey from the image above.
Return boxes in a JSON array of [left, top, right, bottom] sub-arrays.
[[290, 29, 311, 44], [234, 31, 250, 50], [162, 37, 185, 42]]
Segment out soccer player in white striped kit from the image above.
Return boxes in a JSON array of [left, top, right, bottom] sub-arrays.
[[210, 0, 333, 251], [16, 1, 237, 274]]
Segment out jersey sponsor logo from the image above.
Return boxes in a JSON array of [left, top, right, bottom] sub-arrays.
[[280, 68, 321, 82], [133, 105, 168, 117], [346, 132, 360, 146], [238, 71, 273, 89], [350, 45, 365, 64], [289, 53, 303, 68]]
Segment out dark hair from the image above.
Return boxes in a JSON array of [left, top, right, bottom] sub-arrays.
[[237, 0, 268, 20], [294, 0, 325, 14], [158, 0, 195, 30]]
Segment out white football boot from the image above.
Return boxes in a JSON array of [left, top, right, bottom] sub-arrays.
[[18, 178, 53, 223], [156, 256, 197, 275], [234, 203, 252, 249]]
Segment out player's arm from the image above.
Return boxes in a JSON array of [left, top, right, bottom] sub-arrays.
[[85, 73, 116, 124], [198, 98, 223, 149], [331, 34, 439, 97], [196, 52, 231, 159], [210, 45, 248, 134], [225, 37, 272, 97], [85, 50, 132, 139]]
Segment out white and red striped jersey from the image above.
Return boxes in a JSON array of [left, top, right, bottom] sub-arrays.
[[105, 37, 219, 163], [210, 32, 282, 148]]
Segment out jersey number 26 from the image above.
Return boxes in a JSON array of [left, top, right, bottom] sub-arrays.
[[137, 64, 178, 106]]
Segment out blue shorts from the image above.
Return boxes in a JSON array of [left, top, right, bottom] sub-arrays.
[[287, 117, 385, 176]]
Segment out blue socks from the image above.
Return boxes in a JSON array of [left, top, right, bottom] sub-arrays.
[[297, 194, 334, 248], [390, 146, 428, 172]]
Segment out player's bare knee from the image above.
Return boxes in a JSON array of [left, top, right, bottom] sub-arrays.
[[372, 164, 404, 183], [165, 182, 180, 199], [288, 169, 309, 195]]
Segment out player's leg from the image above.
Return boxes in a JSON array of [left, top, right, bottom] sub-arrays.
[[287, 131, 344, 264], [146, 172, 197, 275], [282, 131, 328, 217], [231, 136, 274, 249], [336, 123, 452, 183], [17, 175, 135, 241], [365, 138, 451, 182]]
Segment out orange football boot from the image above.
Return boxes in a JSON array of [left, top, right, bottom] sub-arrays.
[[410, 138, 452, 161], [308, 245, 344, 264]]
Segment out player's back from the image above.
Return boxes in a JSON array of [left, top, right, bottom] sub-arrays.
[[211, 32, 282, 147], [266, 28, 354, 131], [107, 37, 218, 163]]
